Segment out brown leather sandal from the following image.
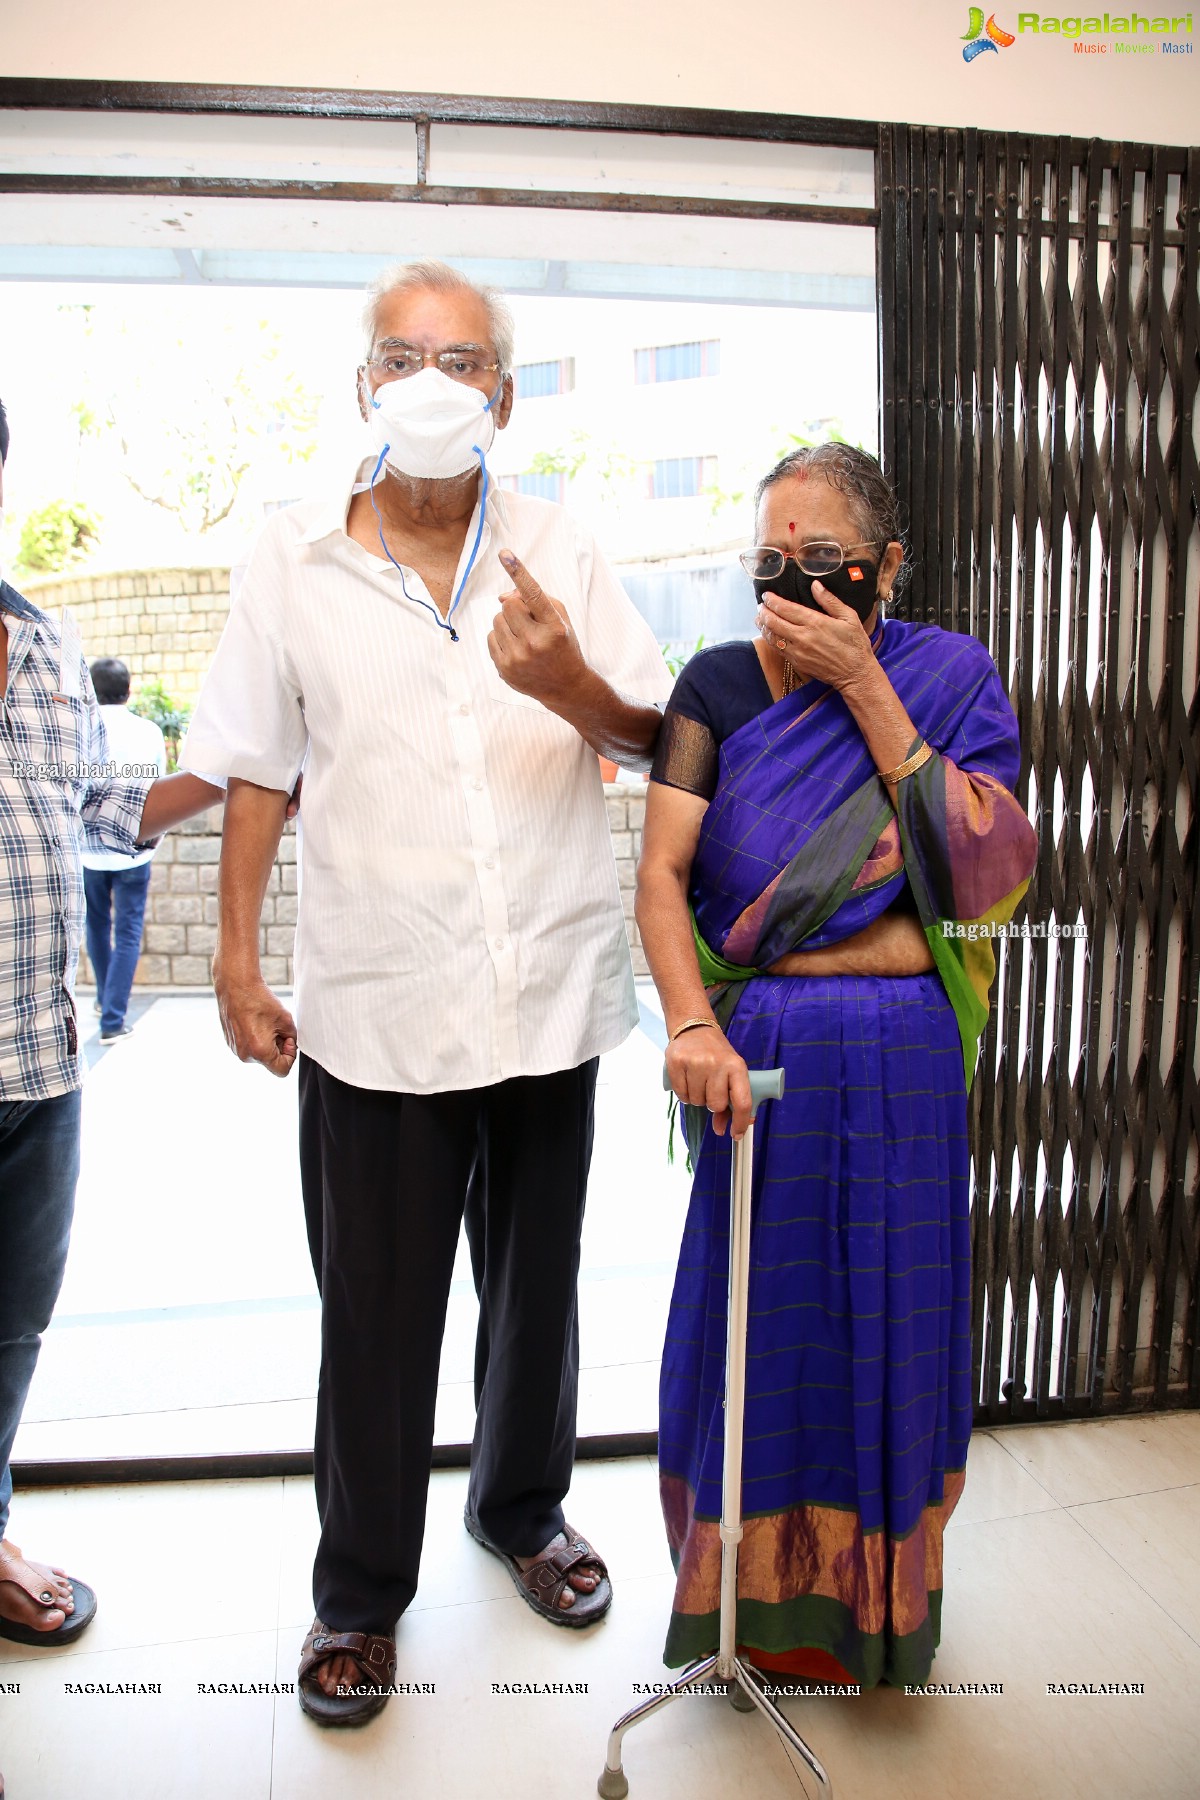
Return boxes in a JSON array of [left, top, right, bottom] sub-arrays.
[[0, 1541, 97, 1647], [465, 1514, 612, 1628], [297, 1617, 397, 1727]]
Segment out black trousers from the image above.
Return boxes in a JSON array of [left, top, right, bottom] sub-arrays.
[[298, 1051, 599, 1633]]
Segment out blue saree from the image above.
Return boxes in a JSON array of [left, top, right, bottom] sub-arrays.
[[657, 619, 1037, 1685]]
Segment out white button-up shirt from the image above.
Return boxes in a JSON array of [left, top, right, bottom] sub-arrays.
[[181, 470, 672, 1094]]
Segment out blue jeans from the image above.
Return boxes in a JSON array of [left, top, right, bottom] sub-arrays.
[[84, 862, 153, 1034], [0, 1088, 82, 1539]]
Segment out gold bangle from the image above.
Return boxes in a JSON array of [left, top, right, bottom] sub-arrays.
[[669, 1017, 718, 1042], [880, 741, 933, 786]]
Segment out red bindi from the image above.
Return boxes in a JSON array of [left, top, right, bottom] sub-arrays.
[[788, 522, 796, 533]]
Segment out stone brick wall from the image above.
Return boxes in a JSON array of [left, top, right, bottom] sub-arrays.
[[607, 782, 648, 976], [21, 568, 232, 706], [78, 783, 648, 989]]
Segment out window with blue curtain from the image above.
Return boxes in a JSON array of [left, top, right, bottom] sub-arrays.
[[648, 456, 715, 499], [634, 340, 721, 384], [502, 470, 565, 502], [513, 358, 574, 399]]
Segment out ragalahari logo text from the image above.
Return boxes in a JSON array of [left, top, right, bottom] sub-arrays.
[[962, 8, 1018, 56]]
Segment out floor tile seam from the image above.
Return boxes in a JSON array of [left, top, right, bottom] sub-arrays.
[[978, 1432, 1073, 1510], [0, 1623, 284, 1668], [951, 1500, 1060, 1526], [1057, 1504, 1200, 1654], [271, 1477, 290, 1634], [1065, 1479, 1200, 1511]]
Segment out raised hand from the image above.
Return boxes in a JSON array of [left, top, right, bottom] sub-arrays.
[[487, 550, 585, 707], [757, 580, 878, 696]]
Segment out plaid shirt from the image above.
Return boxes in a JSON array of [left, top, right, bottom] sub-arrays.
[[0, 581, 154, 1100]]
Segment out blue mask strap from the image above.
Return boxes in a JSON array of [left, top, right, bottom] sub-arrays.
[[365, 384, 498, 644], [366, 445, 460, 640], [446, 447, 489, 633]]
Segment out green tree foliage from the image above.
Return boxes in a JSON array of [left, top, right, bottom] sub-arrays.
[[530, 430, 645, 499], [16, 499, 101, 574], [130, 678, 192, 773]]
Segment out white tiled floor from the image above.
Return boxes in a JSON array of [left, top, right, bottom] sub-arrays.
[[3, 1413, 1199, 1800]]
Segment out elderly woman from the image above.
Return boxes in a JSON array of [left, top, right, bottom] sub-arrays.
[[636, 443, 1037, 1688]]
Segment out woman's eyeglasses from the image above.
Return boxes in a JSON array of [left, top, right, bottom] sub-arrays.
[[739, 540, 879, 581]]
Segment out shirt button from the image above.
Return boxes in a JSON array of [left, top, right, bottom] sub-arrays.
[[494, 936, 505, 950], [484, 856, 496, 870], [459, 702, 471, 716], [471, 777, 484, 791]]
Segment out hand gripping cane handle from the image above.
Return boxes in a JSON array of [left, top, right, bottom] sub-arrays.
[[662, 1064, 785, 1116]]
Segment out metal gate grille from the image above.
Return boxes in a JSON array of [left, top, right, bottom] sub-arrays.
[[877, 125, 1200, 1422]]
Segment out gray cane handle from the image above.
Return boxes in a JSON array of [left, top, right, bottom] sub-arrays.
[[662, 1064, 785, 1114]]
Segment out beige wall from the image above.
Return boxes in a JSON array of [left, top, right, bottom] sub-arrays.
[[4, 0, 1197, 146]]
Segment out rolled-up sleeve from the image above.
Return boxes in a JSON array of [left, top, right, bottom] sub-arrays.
[[79, 684, 154, 854], [180, 527, 308, 791]]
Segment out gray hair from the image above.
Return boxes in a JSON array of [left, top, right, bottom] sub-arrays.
[[754, 443, 906, 580], [361, 259, 516, 374]]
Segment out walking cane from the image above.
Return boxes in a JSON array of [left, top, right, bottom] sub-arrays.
[[597, 1066, 833, 1799]]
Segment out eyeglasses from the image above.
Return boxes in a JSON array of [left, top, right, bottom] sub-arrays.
[[366, 345, 503, 383], [739, 540, 879, 581]]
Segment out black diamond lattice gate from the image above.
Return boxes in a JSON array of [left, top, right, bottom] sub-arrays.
[[877, 124, 1200, 1423]]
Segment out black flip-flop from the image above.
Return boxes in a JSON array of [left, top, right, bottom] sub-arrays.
[[0, 1543, 97, 1647]]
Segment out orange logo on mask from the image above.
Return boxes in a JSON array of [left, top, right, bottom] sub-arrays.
[[848, 565, 864, 581]]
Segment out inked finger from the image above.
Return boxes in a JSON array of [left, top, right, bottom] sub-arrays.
[[499, 550, 550, 613]]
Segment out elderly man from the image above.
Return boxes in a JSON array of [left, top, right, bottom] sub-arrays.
[[181, 260, 671, 1725], [0, 398, 225, 1682]]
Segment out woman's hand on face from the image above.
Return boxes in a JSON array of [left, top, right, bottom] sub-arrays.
[[757, 580, 877, 695], [666, 1026, 754, 1140]]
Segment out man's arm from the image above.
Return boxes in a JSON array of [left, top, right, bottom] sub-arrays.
[[487, 552, 661, 771], [211, 777, 298, 1077], [137, 772, 225, 840]]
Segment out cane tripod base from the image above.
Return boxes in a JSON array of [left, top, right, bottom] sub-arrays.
[[597, 1652, 833, 1798], [599, 1070, 834, 1796]]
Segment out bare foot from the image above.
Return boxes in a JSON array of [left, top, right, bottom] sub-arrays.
[[0, 1543, 74, 1633], [312, 1652, 363, 1698], [514, 1531, 601, 1612]]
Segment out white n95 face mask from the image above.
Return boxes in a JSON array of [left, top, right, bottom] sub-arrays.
[[364, 367, 498, 480]]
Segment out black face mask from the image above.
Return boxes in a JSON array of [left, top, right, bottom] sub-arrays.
[[753, 555, 881, 622]]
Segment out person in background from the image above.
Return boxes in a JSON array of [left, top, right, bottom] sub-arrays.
[[82, 657, 168, 1043], [0, 398, 228, 1710]]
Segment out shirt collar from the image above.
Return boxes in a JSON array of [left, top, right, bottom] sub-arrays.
[[298, 459, 511, 546], [0, 580, 46, 623], [0, 586, 49, 630]]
